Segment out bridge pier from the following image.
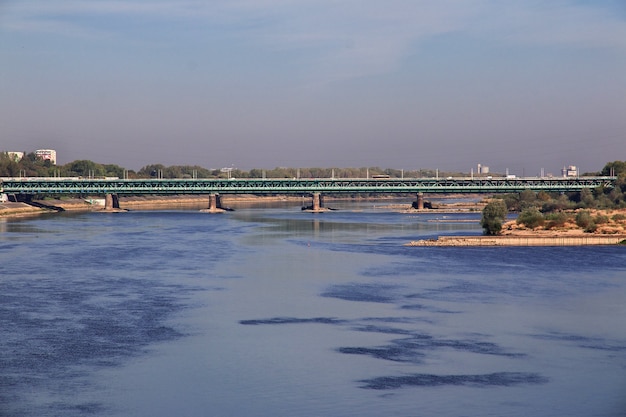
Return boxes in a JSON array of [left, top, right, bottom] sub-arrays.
[[312, 193, 321, 211], [416, 193, 424, 210], [411, 192, 432, 210], [210, 194, 219, 211], [302, 192, 329, 212], [200, 193, 226, 213], [104, 194, 121, 211]]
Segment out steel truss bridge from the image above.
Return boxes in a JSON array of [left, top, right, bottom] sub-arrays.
[[0, 176, 617, 196]]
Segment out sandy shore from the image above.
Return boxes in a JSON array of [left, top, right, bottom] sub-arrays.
[[0, 202, 51, 217], [407, 234, 626, 247]]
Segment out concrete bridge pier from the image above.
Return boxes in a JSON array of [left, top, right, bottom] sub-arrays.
[[104, 194, 120, 210], [415, 192, 424, 210], [209, 193, 219, 211], [412, 193, 432, 210], [201, 193, 225, 213], [302, 192, 327, 212], [312, 192, 321, 211]]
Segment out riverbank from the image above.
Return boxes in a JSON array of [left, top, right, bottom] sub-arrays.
[[0, 202, 51, 218], [407, 234, 626, 247]]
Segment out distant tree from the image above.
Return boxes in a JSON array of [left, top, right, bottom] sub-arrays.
[[181, 165, 213, 178], [541, 193, 573, 213], [575, 210, 594, 229], [66, 160, 105, 177], [518, 189, 537, 210], [502, 194, 521, 211], [102, 164, 127, 178], [249, 168, 264, 178], [579, 188, 596, 208], [383, 168, 402, 178], [265, 167, 291, 178], [138, 164, 166, 178], [165, 166, 183, 178], [536, 191, 552, 202], [601, 161, 626, 177], [308, 167, 332, 178], [231, 168, 247, 178], [0, 153, 21, 177], [480, 199, 508, 235], [343, 167, 363, 178], [609, 188, 624, 205], [516, 209, 545, 229], [544, 211, 570, 229]]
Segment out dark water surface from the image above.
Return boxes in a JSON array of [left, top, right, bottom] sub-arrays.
[[1, 205, 625, 416]]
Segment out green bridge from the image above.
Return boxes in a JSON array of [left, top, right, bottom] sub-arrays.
[[1, 176, 616, 211], [0, 176, 616, 195]]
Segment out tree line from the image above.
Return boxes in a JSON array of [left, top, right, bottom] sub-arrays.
[[0, 153, 466, 179]]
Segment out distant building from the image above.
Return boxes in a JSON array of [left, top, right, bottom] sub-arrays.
[[35, 149, 57, 165], [5, 151, 24, 162], [477, 163, 489, 174], [562, 165, 578, 177]]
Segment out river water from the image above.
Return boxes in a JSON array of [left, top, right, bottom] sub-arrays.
[[1, 203, 625, 417]]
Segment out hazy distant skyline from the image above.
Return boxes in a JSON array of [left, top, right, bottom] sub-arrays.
[[1, 1, 625, 175]]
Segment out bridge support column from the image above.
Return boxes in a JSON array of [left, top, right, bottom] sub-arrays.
[[209, 193, 218, 211], [104, 194, 120, 210], [302, 193, 328, 212], [415, 192, 424, 210], [312, 193, 321, 211], [201, 193, 225, 213]]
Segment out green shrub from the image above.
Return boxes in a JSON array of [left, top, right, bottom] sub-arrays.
[[541, 202, 559, 213], [575, 210, 593, 229], [544, 212, 569, 229], [612, 213, 626, 221], [594, 214, 609, 224], [481, 199, 508, 235], [516, 209, 545, 229]]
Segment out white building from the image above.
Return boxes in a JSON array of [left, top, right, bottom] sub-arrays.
[[562, 165, 578, 177], [5, 151, 24, 162], [477, 163, 489, 174], [35, 149, 57, 165]]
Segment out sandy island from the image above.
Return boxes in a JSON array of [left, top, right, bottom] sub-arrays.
[[407, 208, 626, 247]]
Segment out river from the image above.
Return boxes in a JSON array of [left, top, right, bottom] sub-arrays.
[[1, 203, 625, 416]]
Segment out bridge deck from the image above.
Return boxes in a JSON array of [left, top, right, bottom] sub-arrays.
[[0, 177, 616, 196]]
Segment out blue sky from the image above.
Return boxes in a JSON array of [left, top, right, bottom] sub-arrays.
[[1, 0, 625, 174]]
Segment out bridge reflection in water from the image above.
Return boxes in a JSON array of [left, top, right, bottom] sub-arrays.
[[0, 176, 617, 211]]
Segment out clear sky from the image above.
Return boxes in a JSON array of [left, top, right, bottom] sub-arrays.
[[1, 1, 625, 175]]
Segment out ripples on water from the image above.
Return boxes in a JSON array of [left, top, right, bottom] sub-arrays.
[[1, 207, 626, 416]]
